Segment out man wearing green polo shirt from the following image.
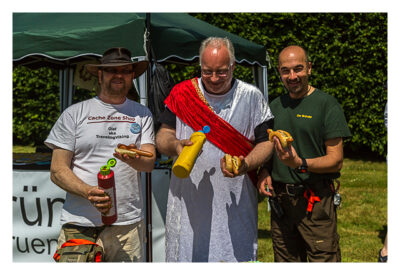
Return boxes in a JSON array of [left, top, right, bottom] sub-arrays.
[[258, 45, 351, 262]]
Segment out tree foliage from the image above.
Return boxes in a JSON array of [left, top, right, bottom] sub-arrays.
[[13, 67, 59, 145], [12, 13, 387, 157], [13, 67, 95, 145]]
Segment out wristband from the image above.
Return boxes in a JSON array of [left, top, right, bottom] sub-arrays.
[[295, 157, 308, 173]]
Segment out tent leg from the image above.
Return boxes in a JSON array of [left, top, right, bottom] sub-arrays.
[[145, 172, 153, 262], [59, 67, 74, 113], [252, 66, 269, 102], [59, 69, 65, 112], [68, 67, 74, 107]]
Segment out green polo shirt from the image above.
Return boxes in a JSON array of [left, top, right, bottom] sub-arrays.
[[269, 89, 351, 184]]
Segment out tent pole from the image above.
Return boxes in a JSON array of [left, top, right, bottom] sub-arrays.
[[252, 66, 269, 103], [137, 68, 147, 106], [68, 67, 74, 107], [58, 67, 74, 113], [59, 70, 64, 113], [263, 66, 269, 103], [145, 12, 153, 263]]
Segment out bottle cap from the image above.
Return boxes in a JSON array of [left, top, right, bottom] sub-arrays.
[[199, 125, 210, 134], [107, 158, 117, 167], [100, 158, 117, 175], [100, 165, 110, 176]]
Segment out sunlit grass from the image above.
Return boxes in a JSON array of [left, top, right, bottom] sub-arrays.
[[13, 145, 36, 153], [257, 158, 387, 262]]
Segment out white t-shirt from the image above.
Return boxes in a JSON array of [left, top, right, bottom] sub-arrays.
[[165, 79, 274, 262], [45, 97, 155, 227]]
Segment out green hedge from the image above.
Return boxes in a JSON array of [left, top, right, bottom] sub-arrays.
[[13, 67, 95, 146], [13, 13, 387, 157], [13, 67, 59, 146]]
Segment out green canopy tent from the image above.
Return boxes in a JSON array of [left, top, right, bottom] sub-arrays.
[[13, 13, 270, 111]]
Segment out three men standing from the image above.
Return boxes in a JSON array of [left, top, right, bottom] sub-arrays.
[[45, 40, 350, 263]]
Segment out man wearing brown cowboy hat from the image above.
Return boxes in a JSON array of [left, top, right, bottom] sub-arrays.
[[45, 47, 156, 262]]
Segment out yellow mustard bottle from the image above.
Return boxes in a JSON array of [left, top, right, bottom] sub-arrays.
[[172, 126, 210, 178]]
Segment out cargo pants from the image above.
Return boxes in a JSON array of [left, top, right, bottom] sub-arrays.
[[270, 180, 341, 262]]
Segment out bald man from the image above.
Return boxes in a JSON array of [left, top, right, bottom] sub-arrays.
[[257, 45, 351, 262]]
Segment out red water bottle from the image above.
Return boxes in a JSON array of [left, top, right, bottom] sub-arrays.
[[97, 158, 117, 225]]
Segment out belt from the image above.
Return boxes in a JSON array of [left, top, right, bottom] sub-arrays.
[[273, 182, 305, 197], [285, 184, 306, 196], [273, 180, 334, 197]]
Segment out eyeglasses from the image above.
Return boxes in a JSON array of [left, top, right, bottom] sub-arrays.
[[201, 66, 231, 78], [102, 67, 133, 75]]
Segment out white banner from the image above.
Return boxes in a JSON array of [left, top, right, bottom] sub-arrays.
[[13, 170, 65, 262]]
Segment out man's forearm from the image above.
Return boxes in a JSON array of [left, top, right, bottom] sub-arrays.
[[126, 144, 156, 172], [50, 148, 91, 199], [129, 157, 155, 172], [306, 153, 343, 173], [50, 165, 91, 199], [291, 137, 344, 174], [245, 141, 274, 172], [156, 126, 180, 157]]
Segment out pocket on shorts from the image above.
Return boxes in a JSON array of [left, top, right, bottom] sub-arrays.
[[56, 244, 91, 262], [314, 233, 339, 253], [310, 195, 333, 222], [308, 195, 339, 253]]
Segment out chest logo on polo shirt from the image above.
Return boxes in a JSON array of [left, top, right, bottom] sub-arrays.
[[130, 123, 141, 134], [296, 114, 312, 119]]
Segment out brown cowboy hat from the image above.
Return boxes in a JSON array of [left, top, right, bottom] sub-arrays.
[[85, 47, 149, 78]]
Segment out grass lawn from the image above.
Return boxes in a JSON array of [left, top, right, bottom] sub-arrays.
[[13, 145, 36, 153], [257, 158, 387, 262]]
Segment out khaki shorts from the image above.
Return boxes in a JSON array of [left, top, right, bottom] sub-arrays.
[[57, 220, 145, 262]]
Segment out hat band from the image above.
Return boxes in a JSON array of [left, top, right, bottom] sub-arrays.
[[101, 59, 132, 64]]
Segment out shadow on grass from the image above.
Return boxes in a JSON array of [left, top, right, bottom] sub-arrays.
[[344, 146, 386, 162], [258, 229, 272, 239], [378, 225, 387, 244]]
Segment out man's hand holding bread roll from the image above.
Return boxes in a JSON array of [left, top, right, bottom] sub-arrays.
[[113, 143, 156, 173], [221, 154, 248, 177], [114, 144, 154, 158]]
